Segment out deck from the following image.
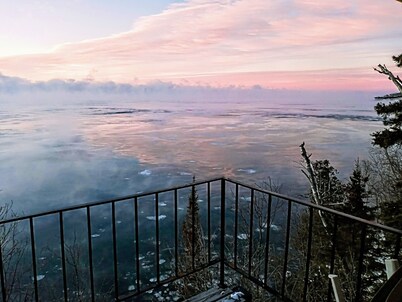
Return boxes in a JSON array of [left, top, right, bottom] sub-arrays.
[[185, 286, 251, 302]]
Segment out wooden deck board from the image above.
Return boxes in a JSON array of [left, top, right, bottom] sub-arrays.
[[184, 286, 251, 302], [184, 287, 232, 302]]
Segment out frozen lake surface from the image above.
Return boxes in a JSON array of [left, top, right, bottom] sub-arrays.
[[0, 97, 381, 214]]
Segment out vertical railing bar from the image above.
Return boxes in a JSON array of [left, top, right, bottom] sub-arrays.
[[327, 216, 338, 302], [29, 218, 39, 302], [59, 212, 68, 302], [155, 193, 160, 284], [134, 197, 141, 292], [207, 182, 211, 263], [234, 184, 239, 269], [281, 200, 292, 298], [86, 207, 95, 302], [263, 194, 272, 286], [0, 223, 7, 302], [303, 207, 314, 302], [112, 202, 119, 299], [174, 189, 179, 277], [219, 179, 226, 287], [355, 224, 367, 302], [191, 185, 196, 271], [394, 234, 401, 259], [248, 189, 254, 277]]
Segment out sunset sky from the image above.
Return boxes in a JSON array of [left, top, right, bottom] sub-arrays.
[[1, 0, 401, 91]]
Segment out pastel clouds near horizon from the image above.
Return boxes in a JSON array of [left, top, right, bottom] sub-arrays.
[[0, 0, 401, 91]]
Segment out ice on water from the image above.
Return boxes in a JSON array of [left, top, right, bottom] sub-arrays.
[[146, 215, 167, 221]]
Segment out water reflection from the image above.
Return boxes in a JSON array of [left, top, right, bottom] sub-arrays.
[[0, 100, 381, 214]]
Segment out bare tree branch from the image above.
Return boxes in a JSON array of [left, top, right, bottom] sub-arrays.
[[373, 64, 402, 94], [299, 142, 329, 230]]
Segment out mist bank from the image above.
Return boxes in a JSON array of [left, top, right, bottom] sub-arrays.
[[0, 73, 387, 106]]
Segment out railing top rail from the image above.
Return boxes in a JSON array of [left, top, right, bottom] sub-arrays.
[[224, 177, 402, 236], [0, 176, 224, 224]]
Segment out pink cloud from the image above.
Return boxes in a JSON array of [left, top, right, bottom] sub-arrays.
[[0, 0, 401, 90]]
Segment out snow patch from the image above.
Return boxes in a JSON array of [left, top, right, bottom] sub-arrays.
[[237, 234, 248, 240]]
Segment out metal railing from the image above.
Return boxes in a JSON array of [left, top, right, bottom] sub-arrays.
[[0, 177, 400, 301]]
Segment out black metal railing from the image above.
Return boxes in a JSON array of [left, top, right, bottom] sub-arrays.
[[0, 177, 400, 301]]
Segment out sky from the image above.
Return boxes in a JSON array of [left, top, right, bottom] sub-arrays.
[[0, 0, 401, 91]]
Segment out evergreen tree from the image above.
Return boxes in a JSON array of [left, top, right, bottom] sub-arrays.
[[182, 179, 204, 264], [312, 159, 345, 207], [299, 147, 385, 300], [178, 177, 211, 298], [372, 54, 402, 231], [372, 54, 402, 148], [343, 160, 375, 219]]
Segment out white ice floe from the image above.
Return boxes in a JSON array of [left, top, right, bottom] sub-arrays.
[[139, 169, 151, 176], [237, 168, 257, 174], [32, 275, 45, 281], [146, 215, 167, 221], [91, 234, 100, 238], [270, 224, 281, 231], [179, 172, 192, 176], [158, 202, 167, 207], [149, 275, 169, 283], [159, 259, 166, 265], [128, 285, 135, 291], [256, 223, 280, 232], [240, 196, 252, 202], [237, 234, 248, 240]]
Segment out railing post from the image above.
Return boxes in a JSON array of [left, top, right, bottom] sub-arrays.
[[0, 235, 7, 302], [220, 178, 226, 287], [59, 212, 68, 302], [29, 218, 39, 302], [86, 207, 95, 302]]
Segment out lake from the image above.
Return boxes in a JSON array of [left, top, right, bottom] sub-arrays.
[[0, 96, 382, 214]]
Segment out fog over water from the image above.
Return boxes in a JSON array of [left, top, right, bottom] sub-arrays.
[[0, 91, 382, 214]]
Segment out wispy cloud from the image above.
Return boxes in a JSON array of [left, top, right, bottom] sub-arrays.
[[0, 0, 401, 90]]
